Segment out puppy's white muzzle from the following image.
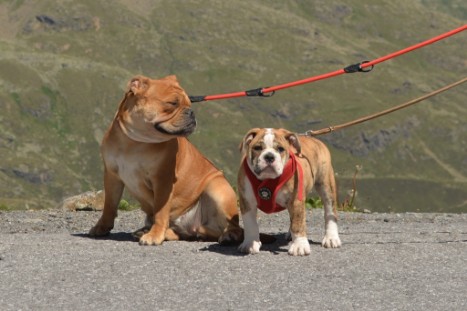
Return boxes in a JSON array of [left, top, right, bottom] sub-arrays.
[[253, 150, 284, 180]]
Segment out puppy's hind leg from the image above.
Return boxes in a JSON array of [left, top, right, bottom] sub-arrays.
[[316, 168, 342, 248]]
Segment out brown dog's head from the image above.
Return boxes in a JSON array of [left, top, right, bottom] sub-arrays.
[[240, 128, 301, 180], [117, 75, 196, 143]]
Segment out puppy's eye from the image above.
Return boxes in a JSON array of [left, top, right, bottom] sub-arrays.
[[277, 146, 285, 153], [253, 145, 263, 151], [167, 101, 178, 107]]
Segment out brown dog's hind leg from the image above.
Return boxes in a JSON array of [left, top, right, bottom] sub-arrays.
[[132, 225, 150, 240], [201, 177, 244, 245], [196, 226, 222, 242], [164, 228, 180, 241]]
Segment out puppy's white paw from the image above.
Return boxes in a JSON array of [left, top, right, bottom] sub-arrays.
[[322, 234, 342, 248], [288, 237, 311, 256], [238, 240, 262, 254]]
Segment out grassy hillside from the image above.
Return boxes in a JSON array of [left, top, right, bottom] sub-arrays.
[[0, 0, 465, 212]]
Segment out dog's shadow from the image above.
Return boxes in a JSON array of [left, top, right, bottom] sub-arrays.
[[199, 233, 321, 256], [73, 232, 320, 256], [73, 232, 136, 242]]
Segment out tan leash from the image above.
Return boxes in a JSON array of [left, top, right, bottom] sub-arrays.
[[301, 77, 467, 137]]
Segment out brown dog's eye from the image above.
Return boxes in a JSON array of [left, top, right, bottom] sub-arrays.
[[253, 145, 263, 151], [277, 146, 285, 153]]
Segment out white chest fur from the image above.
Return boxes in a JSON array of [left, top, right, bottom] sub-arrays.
[[104, 147, 157, 205]]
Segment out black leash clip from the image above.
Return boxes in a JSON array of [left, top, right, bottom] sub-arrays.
[[344, 60, 374, 73], [245, 87, 275, 97], [189, 95, 206, 103]]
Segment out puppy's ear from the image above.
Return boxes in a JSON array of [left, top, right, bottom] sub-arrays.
[[128, 76, 149, 96], [285, 131, 302, 155], [239, 128, 260, 152]]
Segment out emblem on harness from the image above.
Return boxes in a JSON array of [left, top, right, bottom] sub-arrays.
[[258, 187, 272, 200]]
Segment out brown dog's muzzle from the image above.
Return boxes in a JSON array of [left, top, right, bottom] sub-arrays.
[[154, 108, 197, 136]]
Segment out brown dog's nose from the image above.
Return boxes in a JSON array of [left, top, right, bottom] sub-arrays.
[[264, 152, 275, 164], [186, 108, 194, 117], [183, 108, 197, 133], [184, 108, 195, 120]]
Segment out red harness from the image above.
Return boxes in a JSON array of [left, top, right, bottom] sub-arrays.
[[243, 152, 304, 214]]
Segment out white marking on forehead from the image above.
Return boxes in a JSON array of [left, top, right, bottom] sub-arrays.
[[263, 128, 275, 148]]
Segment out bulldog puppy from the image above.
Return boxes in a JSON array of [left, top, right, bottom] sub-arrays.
[[237, 128, 341, 256], [89, 75, 242, 245]]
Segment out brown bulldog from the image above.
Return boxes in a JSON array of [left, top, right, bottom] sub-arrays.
[[237, 128, 341, 256], [89, 75, 242, 245]]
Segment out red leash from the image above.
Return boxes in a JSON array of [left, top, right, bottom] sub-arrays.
[[189, 24, 466, 103]]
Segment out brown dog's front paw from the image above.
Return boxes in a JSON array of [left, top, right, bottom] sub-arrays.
[[88, 224, 113, 237], [139, 232, 164, 246]]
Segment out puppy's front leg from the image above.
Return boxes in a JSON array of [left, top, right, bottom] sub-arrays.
[[288, 199, 311, 256], [238, 176, 261, 254], [238, 207, 261, 254]]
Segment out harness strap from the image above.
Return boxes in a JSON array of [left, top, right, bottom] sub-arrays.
[[243, 152, 304, 214]]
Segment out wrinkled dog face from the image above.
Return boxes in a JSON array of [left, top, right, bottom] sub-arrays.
[[241, 128, 299, 180], [118, 75, 196, 143]]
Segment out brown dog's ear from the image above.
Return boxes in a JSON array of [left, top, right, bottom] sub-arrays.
[[128, 76, 149, 96], [285, 131, 301, 155], [239, 128, 260, 152], [162, 75, 179, 83]]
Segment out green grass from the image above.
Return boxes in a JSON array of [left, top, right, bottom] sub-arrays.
[[306, 197, 323, 210], [118, 199, 139, 211], [0, 204, 11, 211]]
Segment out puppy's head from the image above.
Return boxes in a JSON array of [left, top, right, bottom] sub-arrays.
[[240, 128, 301, 180], [117, 75, 196, 143]]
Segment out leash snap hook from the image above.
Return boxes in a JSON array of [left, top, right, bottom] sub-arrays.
[[344, 60, 374, 73], [246, 87, 275, 97], [261, 90, 275, 97], [358, 60, 374, 73], [189, 95, 206, 103]]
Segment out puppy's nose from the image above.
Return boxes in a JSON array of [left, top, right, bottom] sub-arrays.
[[263, 152, 275, 164]]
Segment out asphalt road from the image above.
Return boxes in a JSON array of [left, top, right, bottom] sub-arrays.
[[0, 209, 466, 311]]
